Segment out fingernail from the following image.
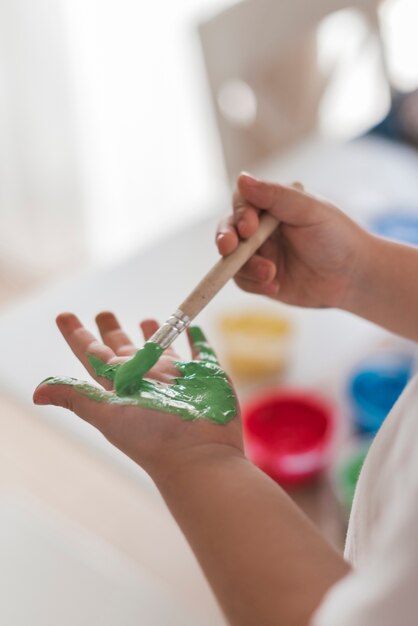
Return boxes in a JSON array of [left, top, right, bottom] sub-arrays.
[[240, 172, 259, 186], [291, 181, 305, 191], [216, 232, 226, 242]]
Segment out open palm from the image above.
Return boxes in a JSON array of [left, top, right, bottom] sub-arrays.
[[33, 312, 243, 481]]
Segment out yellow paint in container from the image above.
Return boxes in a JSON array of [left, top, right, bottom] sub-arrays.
[[219, 310, 293, 380]]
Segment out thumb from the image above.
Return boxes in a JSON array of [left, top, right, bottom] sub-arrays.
[[33, 377, 114, 430], [237, 174, 321, 226]]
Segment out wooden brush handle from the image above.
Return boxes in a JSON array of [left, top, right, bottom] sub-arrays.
[[179, 213, 278, 321]]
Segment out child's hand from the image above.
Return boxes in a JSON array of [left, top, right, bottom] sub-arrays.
[[216, 174, 369, 309], [34, 317, 349, 626], [33, 313, 243, 484]]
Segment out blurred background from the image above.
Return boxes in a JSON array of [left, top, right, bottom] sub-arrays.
[[1, 0, 418, 624]]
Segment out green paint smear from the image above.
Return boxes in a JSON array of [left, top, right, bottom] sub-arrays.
[[88, 355, 120, 380], [189, 326, 218, 363], [44, 327, 237, 425]]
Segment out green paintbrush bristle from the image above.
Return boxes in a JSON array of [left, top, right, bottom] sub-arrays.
[[114, 342, 164, 395]]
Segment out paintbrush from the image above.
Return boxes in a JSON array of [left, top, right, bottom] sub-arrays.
[[114, 212, 279, 394]]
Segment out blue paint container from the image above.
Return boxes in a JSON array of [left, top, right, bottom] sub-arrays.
[[371, 212, 418, 247], [348, 353, 413, 434]]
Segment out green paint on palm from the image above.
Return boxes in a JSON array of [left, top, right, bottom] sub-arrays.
[[88, 355, 120, 380], [45, 327, 237, 425]]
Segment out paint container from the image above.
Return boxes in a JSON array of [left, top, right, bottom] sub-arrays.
[[370, 211, 418, 247], [242, 390, 335, 486], [218, 310, 293, 381], [348, 352, 413, 434]]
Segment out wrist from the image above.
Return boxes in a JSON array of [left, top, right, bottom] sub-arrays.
[[339, 229, 382, 314], [340, 232, 418, 340], [152, 443, 247, 495]]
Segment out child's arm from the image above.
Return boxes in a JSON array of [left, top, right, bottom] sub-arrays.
[[344, 235, 418, 342], [217, 174, 418, 342], [158, 447, 349, 626], [34, 312, 349, 626]]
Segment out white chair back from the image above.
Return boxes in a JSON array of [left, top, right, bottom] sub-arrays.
[[199, 0, 385, 179]]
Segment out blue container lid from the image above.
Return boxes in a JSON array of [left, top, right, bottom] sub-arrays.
[[371, 212, 418, 247], [348, 354, 413, 434]]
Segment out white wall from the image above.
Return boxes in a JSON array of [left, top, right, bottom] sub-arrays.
[[0, 0, 234, 274], [0, 0, 85, 275]]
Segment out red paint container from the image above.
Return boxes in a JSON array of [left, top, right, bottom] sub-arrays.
[[243, 390, 335, 486]]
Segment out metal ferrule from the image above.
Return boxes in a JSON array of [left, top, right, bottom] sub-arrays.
[[149, 309, 191, 350]]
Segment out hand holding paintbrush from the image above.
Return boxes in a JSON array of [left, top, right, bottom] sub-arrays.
[[114, 210, 280, 394]]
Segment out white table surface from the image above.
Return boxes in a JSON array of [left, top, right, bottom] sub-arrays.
[[2, 135, 418, 478], [0, 492, 215, 626]]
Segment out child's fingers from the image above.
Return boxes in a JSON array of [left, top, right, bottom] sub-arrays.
[[140, 319, 159, 341], [237, 174, 318, 226], [216, 216, 239, 256], [96, 311, 136, 357], [187, 327, 219, 363], [216, 200, 260, 256], [232, 193, 259, 239], [56, 313, 115, 389], [33, 378, 117, 431], [234, 274, 280, 298], [236, 254, 277, 285]]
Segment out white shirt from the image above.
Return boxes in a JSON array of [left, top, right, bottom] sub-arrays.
[[312, 373, 418, 626]]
